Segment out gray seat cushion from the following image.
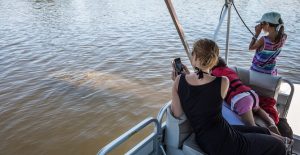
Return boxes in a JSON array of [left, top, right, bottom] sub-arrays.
[[165, 107, 192, 149], [232, 67, 282, 100], [182, 134, 207, 155]]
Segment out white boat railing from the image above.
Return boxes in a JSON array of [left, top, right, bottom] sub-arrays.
[[157, 101, 171, 125], [97, 117, 162, 155], [281, 79, 295, 118]]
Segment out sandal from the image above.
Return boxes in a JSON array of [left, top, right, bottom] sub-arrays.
[[285, 137, 294, 154]]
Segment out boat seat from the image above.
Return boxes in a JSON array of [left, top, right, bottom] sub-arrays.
[[165, 104, 243, 155], [166, 102, 273, 155], [232, 67, 282, 100], [232, 67, 285, 127], [165, 107, 192, 155], [182, 134, 207, 155]]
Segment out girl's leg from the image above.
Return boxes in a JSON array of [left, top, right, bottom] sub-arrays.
[[251, 91, 281, 135], [253, 107, 281, 134], [234, 95, 256, 126], [240, 110, 256, 126]]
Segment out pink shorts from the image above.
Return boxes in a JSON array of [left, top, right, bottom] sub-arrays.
[[233, 92, 259, 115]]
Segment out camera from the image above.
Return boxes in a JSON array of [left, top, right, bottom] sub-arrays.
[[174, 58, 183, 75]]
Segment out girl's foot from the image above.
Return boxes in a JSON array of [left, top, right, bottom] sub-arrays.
[[268, 124, 281, 135]]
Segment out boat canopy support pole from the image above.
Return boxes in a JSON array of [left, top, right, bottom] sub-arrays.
[[225, 0, 233, 65], [164, 0, 192, 64], [213, 5, 228, 41]]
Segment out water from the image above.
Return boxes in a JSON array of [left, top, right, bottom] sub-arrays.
[[0, 0, 300, 154]]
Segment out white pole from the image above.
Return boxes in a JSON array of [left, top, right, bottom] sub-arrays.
[[225, 0, 232, 65], [214, 6, 228, 41]]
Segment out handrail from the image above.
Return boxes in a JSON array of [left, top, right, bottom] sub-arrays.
[[156, 101, 171, 155], [157, 101, 171, 125], [97, 117, 161, 155], [164, 0, 192, 65], [281, 79, 294, 118]]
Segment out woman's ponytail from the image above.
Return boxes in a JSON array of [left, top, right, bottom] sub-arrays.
[[275, 18, 285, 43]]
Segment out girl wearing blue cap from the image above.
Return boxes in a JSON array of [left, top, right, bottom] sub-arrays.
[[249, 12, 287, 75]]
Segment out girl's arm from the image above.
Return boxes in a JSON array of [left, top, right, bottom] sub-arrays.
[[249, 24, 264, 51], [249, 37, 264, 51], [171, 75, 183, 118], [220, 76, 229, 99]]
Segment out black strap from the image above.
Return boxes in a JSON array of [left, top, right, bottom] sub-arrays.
[[248, 90, 257, 108], [195, 67, 209, 79], [225, 83, 243, 102], [230, 79, 241, 85]]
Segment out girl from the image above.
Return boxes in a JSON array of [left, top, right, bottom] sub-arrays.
[[212, 57, 280, 134], [171, 38, 288, 155], [249, 12, 287, 75]]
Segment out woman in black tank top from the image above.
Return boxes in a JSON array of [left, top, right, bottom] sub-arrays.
[[171, 39, 286, 155]]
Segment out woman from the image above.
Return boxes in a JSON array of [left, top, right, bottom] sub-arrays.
[[171, 39, 286, 155]]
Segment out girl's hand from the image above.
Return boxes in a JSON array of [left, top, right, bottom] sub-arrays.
[[255, 24, 262, 35]]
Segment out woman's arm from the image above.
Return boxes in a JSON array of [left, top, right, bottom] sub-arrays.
[[171, 75, 183, 118], [220, 76, 229, 99]]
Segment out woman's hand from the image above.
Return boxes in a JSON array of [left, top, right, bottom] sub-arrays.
[[182, 64, 190, 74], [171, 62, 190, 81]]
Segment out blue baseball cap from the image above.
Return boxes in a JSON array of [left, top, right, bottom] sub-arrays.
[[256, 12, 281, 24]]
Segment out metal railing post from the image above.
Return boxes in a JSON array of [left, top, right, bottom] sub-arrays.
[[214, 6, 228, 41], [225, 0, 233, 65], [281, 79, 295, 118]]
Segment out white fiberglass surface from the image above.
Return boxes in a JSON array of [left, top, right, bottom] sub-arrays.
[[286, 84, 300, 136]]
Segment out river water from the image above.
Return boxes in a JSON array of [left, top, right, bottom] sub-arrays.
[[0, 0, 300, 154]]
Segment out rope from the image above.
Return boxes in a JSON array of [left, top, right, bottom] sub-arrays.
[[231, 1, 255, 37]]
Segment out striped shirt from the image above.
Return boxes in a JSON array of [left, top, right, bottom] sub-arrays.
[[251, 34, 287, 75]]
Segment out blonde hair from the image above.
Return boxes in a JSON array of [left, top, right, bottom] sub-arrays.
[[191, 39, 219, 70]]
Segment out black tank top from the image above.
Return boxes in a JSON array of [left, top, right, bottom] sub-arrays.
[[178, 74, 248, 155]]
